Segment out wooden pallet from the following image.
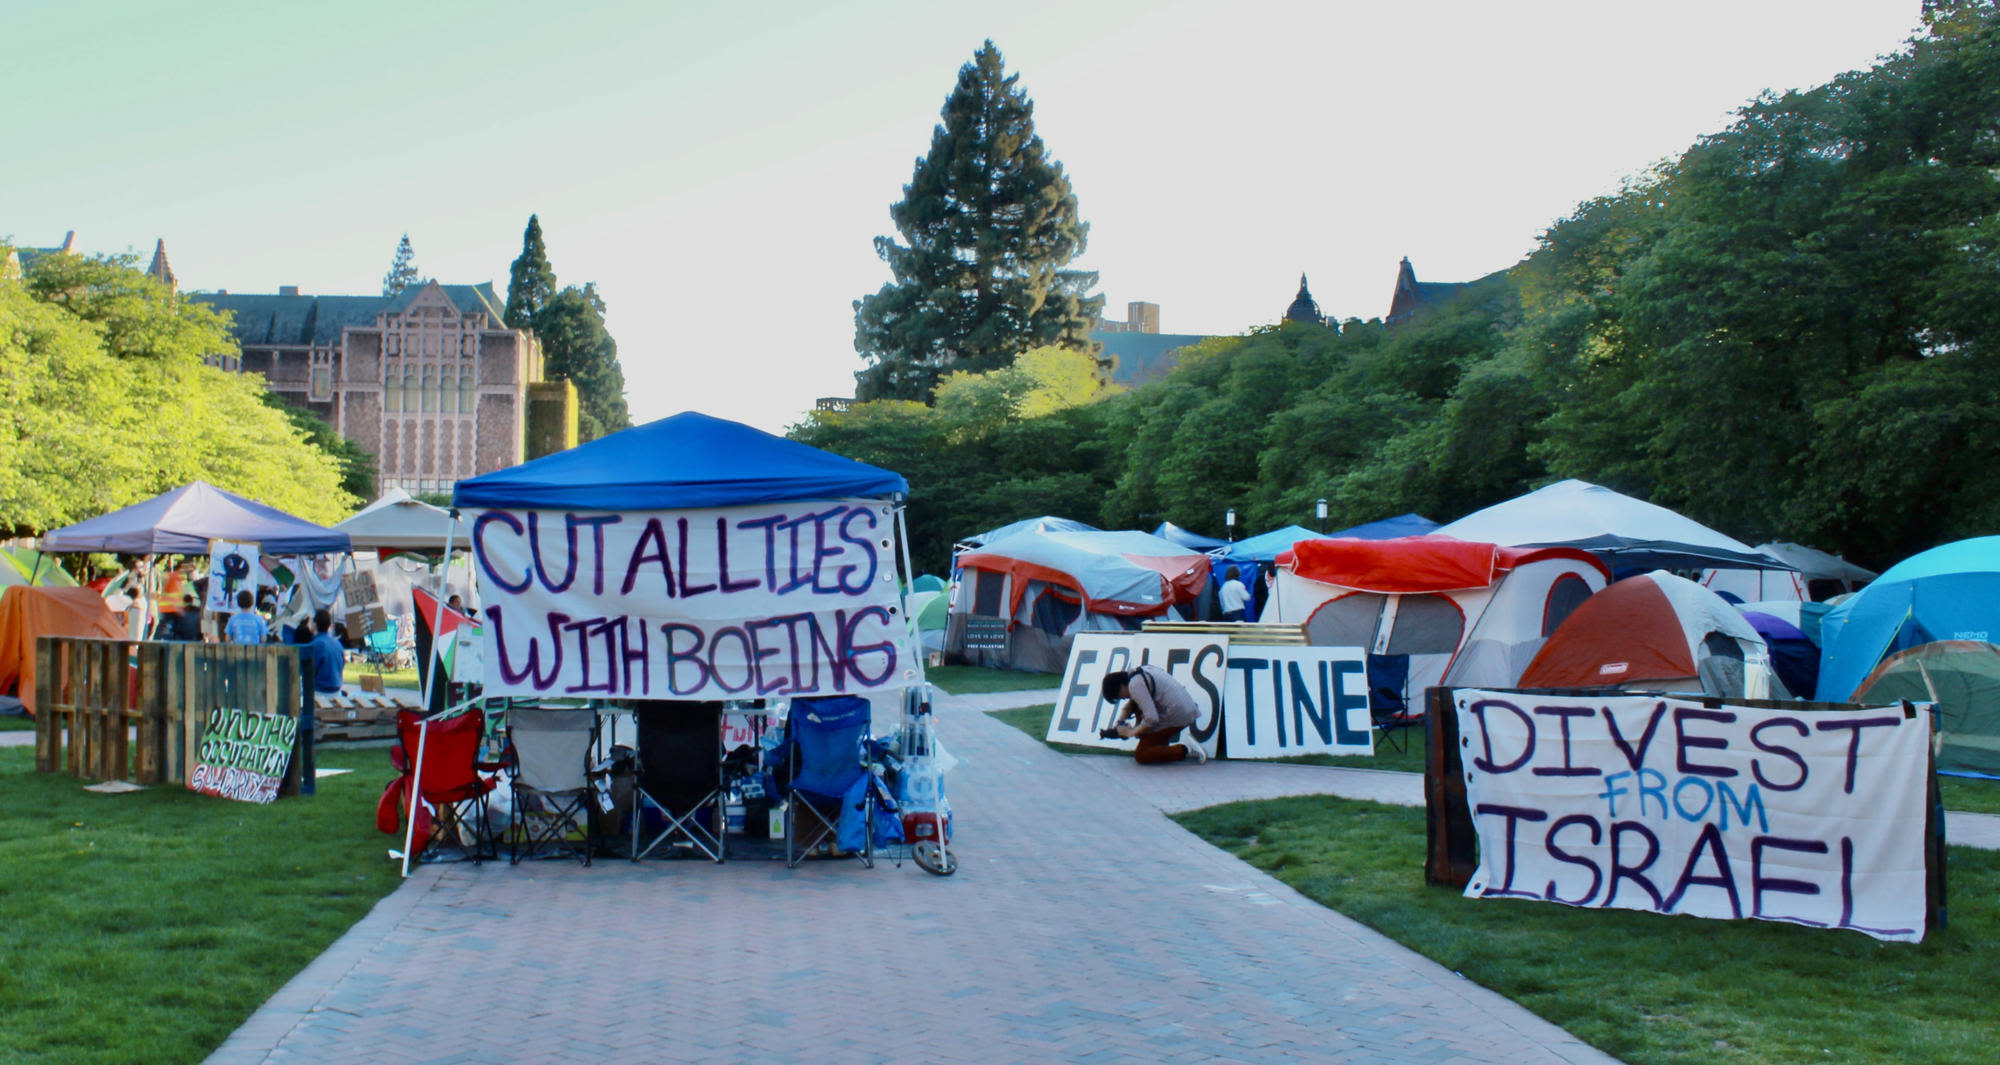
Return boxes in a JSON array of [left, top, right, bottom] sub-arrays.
[[314, 691, 417, 742]]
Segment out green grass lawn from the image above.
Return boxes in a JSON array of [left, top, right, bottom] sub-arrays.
[[1940, 775, 2000, 816], [343, 662, 419, 690], [1177, 793, 2000, 1065], [0, 715, 34, 732], [0, 745, 403, 1065], [925, 664, 1061, 694]]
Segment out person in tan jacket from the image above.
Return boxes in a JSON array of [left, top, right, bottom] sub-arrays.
[[1101, 666, 1209, 765]]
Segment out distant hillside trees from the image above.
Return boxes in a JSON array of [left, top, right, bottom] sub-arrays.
[[504, 216, 632, 442]]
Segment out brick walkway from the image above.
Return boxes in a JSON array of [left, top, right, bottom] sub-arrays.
[[204, 687, 1621, 1065]]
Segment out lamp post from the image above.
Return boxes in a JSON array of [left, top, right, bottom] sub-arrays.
[[1316, 498, 1328, 534], [1225, 508, 1236, 542]]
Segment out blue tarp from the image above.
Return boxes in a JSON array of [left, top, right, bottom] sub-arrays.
[[1330, 512, 1439, 540], [1211, 525, 1322, 565], [41, 481, 350, 555], [1817, 536, 2000, 701], [453, 411, 908, 510], [1151, 521, 1227, 551]]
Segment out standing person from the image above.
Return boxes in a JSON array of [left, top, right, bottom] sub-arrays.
[[1099, 666, 1208, 765], [167, 594, 204, 641], [291, 623, 320, 796], [307, 609, 348, 698], [1218, 566, 1251, 622], [224, 589, 269, 644]]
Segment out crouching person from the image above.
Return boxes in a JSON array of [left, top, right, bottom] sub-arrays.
[[1100, 667, 1208, 765]]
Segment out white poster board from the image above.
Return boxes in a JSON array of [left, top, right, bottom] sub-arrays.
[[1048, 632, 1227, 756], [1220, 645, 1373, 758], [205, 538, 262, 613], [1455, 690, 1932, 942], [471, 500, 915, 701]]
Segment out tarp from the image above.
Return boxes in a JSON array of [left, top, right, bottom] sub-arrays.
[[1519, 571, 1765, 697], [1212, 525, 1321, 565], [956, 529, 1211, 617], [1281, 538, 1603, 595], [1817, 536, 2000, 702], [1742, 609, 1819, 699], [1856, 641, 2000, 776], [333, 488, 471, 552], [1151, 521, 1227, 551], [0, 587, 125, 713], [453, 411, 907, 510], [1435, 479, 1784, 571], [40, 482, 350, 555], [1327, 512, 1440, 540], [958, 515, 1098, 550]]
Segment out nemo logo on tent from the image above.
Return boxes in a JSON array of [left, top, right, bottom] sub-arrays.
[[1953, 631, 1989, 641], [1599, 662, 1629, 675]]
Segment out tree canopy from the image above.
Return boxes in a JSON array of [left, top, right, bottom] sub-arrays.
[[382, 233, 424, 297], [1, 250, 357, 533], [504, 215, 557, 329], [797, 10, 2000, 573], [852, 40, 1104, 402], [536, 283, 630, 442]]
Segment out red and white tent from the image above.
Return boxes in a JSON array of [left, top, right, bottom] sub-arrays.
[[1267, 537, 1610, 699], [1518, 570, 1766, 697]]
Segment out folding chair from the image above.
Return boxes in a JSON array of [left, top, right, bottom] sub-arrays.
[[631, 702, 725, 862], [387, 707, 502, 865], [781, 695, 874, 869], [507, 706, 601, 866]]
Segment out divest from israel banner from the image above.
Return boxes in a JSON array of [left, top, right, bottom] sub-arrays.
[[1455, 690, 1932, 942], [471, 501, 914, 701]]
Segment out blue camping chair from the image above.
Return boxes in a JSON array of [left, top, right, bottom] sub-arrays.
[[779, 695, 874, 868]]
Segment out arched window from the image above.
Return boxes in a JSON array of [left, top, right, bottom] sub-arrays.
[[458, 366, 476, 413], [384, 364, 402, 413], [422, 366, 438, 412], [402, 363, 419, 411]]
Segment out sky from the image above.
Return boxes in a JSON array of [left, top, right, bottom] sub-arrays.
[[3, 0, 1925, 434]]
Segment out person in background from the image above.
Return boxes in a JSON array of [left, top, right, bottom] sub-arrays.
[[1218, 566, 1251, 622], [308, 609, 348, 698], [167, 594, 204, 641], [446, 593, 466, 614], [1099, 666, 1208, 765], [290, 623, 319, 796], [224, 589, 269, 644]]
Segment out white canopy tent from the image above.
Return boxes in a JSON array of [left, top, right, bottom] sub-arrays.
[[1436, 479, 1788, 573]]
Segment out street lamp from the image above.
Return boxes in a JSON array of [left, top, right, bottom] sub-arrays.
[[1225, 508, 1236, 542], [1316, 498, 1328, 534]]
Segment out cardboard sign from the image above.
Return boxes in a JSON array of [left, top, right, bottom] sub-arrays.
[[1220, 645, 1372, 757], [1455, 690, 1932, 942], [205, 539, 261, 613], [189, 706, 297, 804], [471, 500, 914, 701], [1048, 633, 1227, 755]]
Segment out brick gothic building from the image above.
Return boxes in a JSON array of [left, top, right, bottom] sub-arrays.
[[197, 281, 561, 494]]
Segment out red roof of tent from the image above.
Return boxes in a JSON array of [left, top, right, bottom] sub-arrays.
[[1277, 537, 1607, 594]]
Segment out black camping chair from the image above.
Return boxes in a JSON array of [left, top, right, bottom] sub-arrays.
[[507, 706, 601, 866], [631, 702, 725, 862]]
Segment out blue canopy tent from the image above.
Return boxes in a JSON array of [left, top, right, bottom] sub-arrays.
[[455, 411, 907, 510], [1329, 512, 1439, 540], [41, 481, 351, 556], [1151, 521, 1227, 551], [1817, 536, 2000, 702]]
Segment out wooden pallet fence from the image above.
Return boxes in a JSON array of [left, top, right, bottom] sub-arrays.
[[35, 637, 303, 797]]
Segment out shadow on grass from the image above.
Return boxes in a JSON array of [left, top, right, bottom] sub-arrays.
[[0, 746, 403, 1065], [1177, 794, 2000, 1065]]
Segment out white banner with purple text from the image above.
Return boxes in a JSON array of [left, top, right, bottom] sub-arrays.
[[472, 500, 914, 701], [1455, 690, 1931, 942]]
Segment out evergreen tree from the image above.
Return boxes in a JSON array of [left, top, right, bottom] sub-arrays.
[[504, 214, 558, 329], [535, 283, 631, 442], [852, 40, 1104, 402], [382, 233, 423, 296]]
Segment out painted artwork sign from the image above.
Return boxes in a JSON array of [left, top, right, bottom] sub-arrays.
[[471, 500, 914, 701], [205, 539, 261, 613], [1220, 645, 1373, 758], [1454, 690, 1932, 942], [189, 706, 297, 804], [1048, 633, 1228, 756]]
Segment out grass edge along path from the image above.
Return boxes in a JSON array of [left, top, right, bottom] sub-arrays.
[[986, 703, 1427, 773], [0, 745, 403, 1065], [1175, 793, 2000, 1065]]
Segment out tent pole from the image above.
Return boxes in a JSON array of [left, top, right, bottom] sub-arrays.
[[400, 718, 428, 878], [894, 503, 927, 694]]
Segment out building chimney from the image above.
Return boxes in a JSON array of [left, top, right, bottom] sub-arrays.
[[279, 285, 300, 297]]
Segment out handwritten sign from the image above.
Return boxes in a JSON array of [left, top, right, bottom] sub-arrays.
[[206, 539, 261, 613], [1048, 633, 1226, 756], [190, 706, 297, 804], [472, 500, 914, 701], [1221, 645, 1372, 758], [1455, 690, 1931, 942]]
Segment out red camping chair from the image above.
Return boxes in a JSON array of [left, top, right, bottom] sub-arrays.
[[378, 707, 503, 865]]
